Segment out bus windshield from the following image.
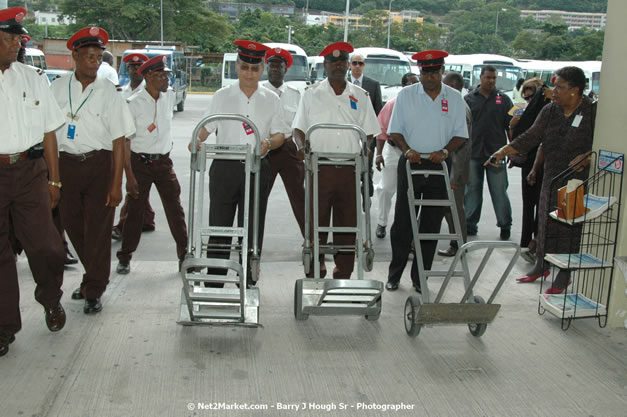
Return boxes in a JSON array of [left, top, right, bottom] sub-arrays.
[[472, 65, 522, 92], [261, 55, 308, 82], [363, 58, 411, 86]]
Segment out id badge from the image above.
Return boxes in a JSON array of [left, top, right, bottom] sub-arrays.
[[572, 115, 583, 128], [67, 124, 76, 140], [441, 99, 448, 112], [242, 122, 254, 135], [496, 95, 502, 105], [147, 123, 156, 133]]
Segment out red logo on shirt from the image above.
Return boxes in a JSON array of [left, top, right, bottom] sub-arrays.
[[496, 95, 502, 105], [242, 122, 254, 135], [441, 99, 448, 112]]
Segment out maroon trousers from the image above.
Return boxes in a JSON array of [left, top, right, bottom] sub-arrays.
[[268, 139, 305, 237], [0, 158, 65, 335], [117, 153, 187, 263], [59, 151, 115, 299], [115, 195, 156, 231], [310, 165, 357, 278]]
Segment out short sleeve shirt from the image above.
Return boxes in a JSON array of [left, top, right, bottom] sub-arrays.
[[464, 88, 513, 159], [120, 80, 145, 100], [201, 81, 291, 149], [127, 88, 175, 154], [97, 62, 119, 85], [0, 62, 65, 153], [292, 79, 380, 154], [261, 81, 301, 131], [388, 83, 468, 153], [51, 72, 136, 153]]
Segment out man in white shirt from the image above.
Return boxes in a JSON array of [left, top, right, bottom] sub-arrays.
[[113, 52, 156, 240], [51, 27, 135, 314], [385, 50, 468, 292], [293, 42, 381, 279], [193, 40, 290, 287], [97, 50, 119, 86], [115, 55, 187, 275], [0, 7, 67, 357], [261, 47, 305, 236]]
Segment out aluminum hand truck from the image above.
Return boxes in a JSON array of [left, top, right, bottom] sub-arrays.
[[294, 123, 382, 321], [402, 157, 520, 337], [178, 114, 262, 327]]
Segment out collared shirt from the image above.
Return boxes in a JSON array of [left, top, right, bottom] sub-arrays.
[[260, 80, 301, 131], [388, 83, 468, 153], [376, 97, 396, 141], [292, 79, 380, 154], [464, 87, 513, 159], [127, 88, 175, 154], [97, 62, 119, 85], [350, 74, 363, 86], [120, 80, 145, 100], [51, 72, 136, 154], [0, 62, 65, 154], [202, 81, 291, 149]]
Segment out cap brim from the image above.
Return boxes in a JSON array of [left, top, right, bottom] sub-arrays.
[[0, 25, 28, 35]]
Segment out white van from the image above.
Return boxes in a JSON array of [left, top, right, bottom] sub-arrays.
[[444, 54, 523, 98], [518, 59, 601, 97], [351, 47, 413, 103], [308, 56, 325, 83], [24, 47, 47, 69], [221, 52, 238, 89]]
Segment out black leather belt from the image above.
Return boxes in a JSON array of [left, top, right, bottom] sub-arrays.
[[138, 152, 169, 161], [61, 150, 100, 162], [0, 143, 44, 165]]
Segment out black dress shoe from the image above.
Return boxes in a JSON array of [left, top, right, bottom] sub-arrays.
[[500, 228, 511, 240], [111, 226, 122, 241], [71, 287, 84, 300], [412, 283, 422, 293], [142, 224, 156, 232], [84, 298, 102, 314], [116, 261, 130, 274], [438, 246, 457, 257], [385, 281, 399, 291], [64, 249, 78, 265], [0, 333, 15, 357], [45, 303, 66, 332], [376, 224, 386, 239]]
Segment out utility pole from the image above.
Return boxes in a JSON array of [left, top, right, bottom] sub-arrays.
[[343, 0, 350, 42], [387, 0, 393, 49], [160, 0, 164, 46]]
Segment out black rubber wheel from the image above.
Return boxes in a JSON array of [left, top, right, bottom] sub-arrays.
[[404, 296, 422, 337], [176, 94, 185, 112], [468, 295, 488, 337]]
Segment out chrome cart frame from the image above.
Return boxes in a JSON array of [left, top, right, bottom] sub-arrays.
[[178, 114, 262, 327], [294, 123, 382, 321]]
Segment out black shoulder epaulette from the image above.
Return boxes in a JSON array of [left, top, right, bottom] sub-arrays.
[[37, 68, 45, 76]]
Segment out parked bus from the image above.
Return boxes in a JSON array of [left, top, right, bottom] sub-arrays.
[[118, 46, 188, 111], [444, 54, 523, 98], [519, 59, 601, 97], [352, 47, 413, 104]]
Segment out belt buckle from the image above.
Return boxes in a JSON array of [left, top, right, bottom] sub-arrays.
[[79, 153, 87, 162], [9, 153, 22, 164]]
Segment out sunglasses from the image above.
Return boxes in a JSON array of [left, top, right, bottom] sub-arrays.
[[351, 61, 365, 66]]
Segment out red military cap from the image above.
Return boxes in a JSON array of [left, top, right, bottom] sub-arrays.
[[265, 47, 293, 69], [412, 49, 448, 72], [138, 55, 171, 77], [319, 42, 353, 60], [233, 40, 269, 64], [66, 26, 109, 51], [21, 34, 31, 46], [0, 7, 28, 35], [123, 53, 149, 66]]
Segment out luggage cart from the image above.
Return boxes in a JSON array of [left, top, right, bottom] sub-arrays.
[[402, 157, 520, 337], [294, 123, 382, 321], [178, 114, 262, 327]]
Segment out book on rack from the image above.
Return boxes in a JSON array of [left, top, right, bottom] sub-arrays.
[[550, 193, 617, 224], [544, 253, 611, 269], [539, 293, 606, 319]]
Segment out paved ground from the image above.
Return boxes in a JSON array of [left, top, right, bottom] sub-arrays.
[[2, 94, 626, 417]]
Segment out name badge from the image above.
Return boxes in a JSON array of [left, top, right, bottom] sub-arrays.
[[147, 123, 156, 133], [441, 99, 448, 112], [242, 122, 254, 135], [349, 95, 358, 110], [67, 124, 76, 140], [496, 95, 502, 105], [572, 114, 583, 128]]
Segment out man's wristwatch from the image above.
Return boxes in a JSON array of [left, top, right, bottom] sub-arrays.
[[441, 148, 449, 158]]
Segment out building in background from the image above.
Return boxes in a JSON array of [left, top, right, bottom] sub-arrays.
[[521, 9, 607, 31]]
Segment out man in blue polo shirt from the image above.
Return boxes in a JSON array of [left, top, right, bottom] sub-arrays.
[[384, 50, 468, 292]]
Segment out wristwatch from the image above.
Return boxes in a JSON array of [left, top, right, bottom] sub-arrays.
[[441, 148, 449, 158]]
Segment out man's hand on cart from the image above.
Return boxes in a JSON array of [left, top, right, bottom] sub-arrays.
[[189, 127, 210, 152], [428, 150, 447, 164], [404, 149, 422, 163]]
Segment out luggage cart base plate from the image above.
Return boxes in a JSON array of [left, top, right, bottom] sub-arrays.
[[413, 302, 501, 325], [177, 288, 260, 327]]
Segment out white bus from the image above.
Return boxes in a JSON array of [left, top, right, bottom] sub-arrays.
[[352, 47, 413, 103], [444, 54, 523, 98], [222, 43, 310, 93], [24, 47, 47, 69], [308, 56, 325, 83], [518, 59, 602, 96]]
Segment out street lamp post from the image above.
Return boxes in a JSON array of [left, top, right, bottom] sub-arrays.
[[160, 0, 164, 46], [386, 0, 393, 49], [343, 0, 350, 42], [495, 8, 507, 36]]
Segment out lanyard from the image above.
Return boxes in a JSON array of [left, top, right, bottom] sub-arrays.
[[68, 74, 93, 120]]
